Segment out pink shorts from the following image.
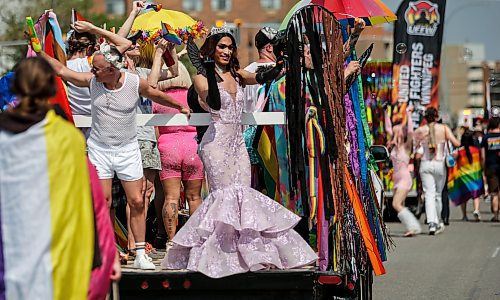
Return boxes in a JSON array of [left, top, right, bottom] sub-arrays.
[[157, 132, 204, 181]]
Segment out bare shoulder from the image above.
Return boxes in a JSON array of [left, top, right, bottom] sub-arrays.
[[414, 126, 426, 134], [238, 69, 252, 76], [439, 123, 452, 133]]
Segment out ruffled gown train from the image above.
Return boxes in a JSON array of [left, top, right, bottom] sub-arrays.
[[162, 83, 317, 278]]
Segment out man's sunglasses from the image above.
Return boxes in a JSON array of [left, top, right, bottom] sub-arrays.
[[217, 44, 236, 51], [90, 66, 110, 74]]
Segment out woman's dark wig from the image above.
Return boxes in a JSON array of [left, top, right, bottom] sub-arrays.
[[460, 129, 475, 163], [200, 33, 242, 83]]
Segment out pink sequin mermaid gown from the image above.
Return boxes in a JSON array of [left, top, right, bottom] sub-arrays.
[[162, 83, 317, 278]]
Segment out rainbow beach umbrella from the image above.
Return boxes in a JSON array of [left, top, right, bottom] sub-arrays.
[[131, 8, 207, 43]]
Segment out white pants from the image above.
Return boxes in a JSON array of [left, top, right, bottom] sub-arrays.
[[420, 160, 446, 225]]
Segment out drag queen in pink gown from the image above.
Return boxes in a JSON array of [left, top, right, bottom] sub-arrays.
[[162, 28, 317, 278]]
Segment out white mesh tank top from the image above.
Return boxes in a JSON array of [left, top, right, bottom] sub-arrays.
[[88, 72, 140, 148]]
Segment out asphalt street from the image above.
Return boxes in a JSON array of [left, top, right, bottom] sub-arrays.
[[373, 201, 500, 300]]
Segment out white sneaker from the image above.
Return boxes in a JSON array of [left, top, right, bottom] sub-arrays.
[[435, 223, 445, 235], [429, 223, 437, 235], [134, 254, 156, 270], [473, 210, 481, 222]]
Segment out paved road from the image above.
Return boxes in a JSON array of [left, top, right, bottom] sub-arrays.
[[373, 201, 500, 300]]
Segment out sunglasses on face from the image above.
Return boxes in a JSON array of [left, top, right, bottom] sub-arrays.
[[217, 44, 236, 51]]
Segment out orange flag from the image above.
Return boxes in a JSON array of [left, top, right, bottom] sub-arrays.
[[344, 165, 386, 275]]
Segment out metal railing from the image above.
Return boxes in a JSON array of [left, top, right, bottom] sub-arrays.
[[73, 112, 286, 128]]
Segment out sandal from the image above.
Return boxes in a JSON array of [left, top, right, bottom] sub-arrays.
[[119, 252, 129, 265]]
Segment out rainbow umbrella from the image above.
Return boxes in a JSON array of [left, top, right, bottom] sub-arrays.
[[314, 0, 397, 25], [279, 0, 311, 30], [281, 0, 396, 29], [131, 8, 207, 43]]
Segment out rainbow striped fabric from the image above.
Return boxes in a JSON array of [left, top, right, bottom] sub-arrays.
[[447, 147, 485, 206], [257, 76, 304, 216], [0, 110, 94, 299]]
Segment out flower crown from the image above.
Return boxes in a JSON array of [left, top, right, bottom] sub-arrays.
[[96, 42, 124, 69], [131, 21, 208, 45]]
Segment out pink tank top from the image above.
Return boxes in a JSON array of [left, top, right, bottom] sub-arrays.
[[152, 88, 196, 134]]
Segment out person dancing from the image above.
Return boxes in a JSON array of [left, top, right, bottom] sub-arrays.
[[385, 105, 421, 236], [162, 27, 317, 278]]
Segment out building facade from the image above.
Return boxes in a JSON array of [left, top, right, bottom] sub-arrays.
[[93, 0, 297, 67], [92, 1, 396, 66], [440, 44, 500, 126]]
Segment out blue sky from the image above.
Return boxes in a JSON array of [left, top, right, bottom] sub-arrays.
[[385, 0, 500, 60]]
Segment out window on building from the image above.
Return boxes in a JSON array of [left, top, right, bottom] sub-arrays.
[[106, 0, 125, 15], [261, 0, 281, 10], [183, 0, 203, 12], [211, 0, 232, 11]]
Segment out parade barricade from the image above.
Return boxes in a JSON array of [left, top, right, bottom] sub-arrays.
[[73, 112, 287, 127]]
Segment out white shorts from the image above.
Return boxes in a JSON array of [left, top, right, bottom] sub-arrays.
[[87, 139, 143, 181]]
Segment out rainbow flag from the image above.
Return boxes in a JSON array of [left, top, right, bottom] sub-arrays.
[[0, 110, 94, 299], [161, 22, 182, 45], [72, 9, 90, 24], [257, 76, 304, 215], [447, 147, 485, 206], [27, 12, 74, 124]]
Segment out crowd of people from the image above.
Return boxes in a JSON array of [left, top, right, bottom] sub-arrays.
[[11, 0, 498, 297], [0, 1, 370, 293], [386, 105, 500, 237]]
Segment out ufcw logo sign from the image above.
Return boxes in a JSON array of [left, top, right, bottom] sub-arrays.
[[404, 0, 441, 37]]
